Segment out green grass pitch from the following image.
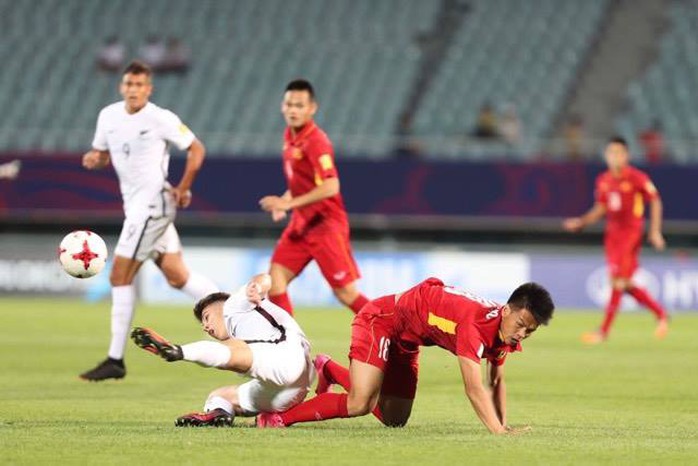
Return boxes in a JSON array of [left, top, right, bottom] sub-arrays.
[[1, 297, 697, 465]]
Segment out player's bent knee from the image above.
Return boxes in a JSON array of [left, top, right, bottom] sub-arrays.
[[207, 387, 228, 399], [166, 274, 188, 289], [333, 287, 358, 306], [346, 394, 377, 417], [109, 270, 132, 286]]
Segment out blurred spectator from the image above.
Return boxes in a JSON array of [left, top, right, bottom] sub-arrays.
[[96, 36, 125, 73], [138, 35, 167, 71], [499, 104, 522, 146], [161, 37, 191, 74], [638, 120, 665, 163], [0, 160, 21, 180], [472, 102, 498, 139], [394, 113, 423, 159], [563, 115, 585, 161]]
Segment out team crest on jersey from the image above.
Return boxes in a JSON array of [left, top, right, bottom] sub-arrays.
[[496, 350, 507, 360], [620, 181, 632, 192], [319, 154, 334, 170], [292, 148, 303, 159]]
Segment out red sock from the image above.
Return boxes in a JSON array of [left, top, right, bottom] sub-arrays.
[[321, 360, 384, 423], [269, 292, 293, 316], [372, 405, 384, 423], [279, 393, 349, 426], [349, 294, 369, 314], [324, 360, 351, 390], [628, 286, 667, 320], [600, 289, 623, 336]]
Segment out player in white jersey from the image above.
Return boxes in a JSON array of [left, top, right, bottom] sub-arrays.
[[80, 61, 218, 381], [131, 273, 315, 427]]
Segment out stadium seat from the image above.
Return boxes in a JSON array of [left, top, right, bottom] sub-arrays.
[[615, 1, 698, 163]]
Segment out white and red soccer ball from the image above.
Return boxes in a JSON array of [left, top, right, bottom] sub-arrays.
[[58, 230, 108, 278]]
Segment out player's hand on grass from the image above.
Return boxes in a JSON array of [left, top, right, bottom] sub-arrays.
[[171, 186, 192, 208], [648, 230, 666, 251], [504, 425, 532, 435], [562, 217, 583, 232]]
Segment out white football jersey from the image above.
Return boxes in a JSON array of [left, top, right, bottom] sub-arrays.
[[223, 286, 306, 344], [91, 101, 195, 218]]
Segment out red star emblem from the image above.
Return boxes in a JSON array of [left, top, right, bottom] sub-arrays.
[[72, 240, 99, 270]]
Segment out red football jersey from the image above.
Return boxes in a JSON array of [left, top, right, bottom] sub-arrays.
[[282, 121, 348, 234], [395, 278, 521, 366], [595, 166, 659, 232]]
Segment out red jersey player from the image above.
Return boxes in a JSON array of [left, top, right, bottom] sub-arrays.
[[259, 80, 368, 316], [563, 136, 668, 343], [257, 277, 555, 433]]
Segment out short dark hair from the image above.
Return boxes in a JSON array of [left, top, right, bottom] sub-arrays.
[[193, 292, 230, 322], [123, 60, 153, 78], [285, 79, 315, 100], [608, 136, 628, 148], [507, 282, 555, 326]]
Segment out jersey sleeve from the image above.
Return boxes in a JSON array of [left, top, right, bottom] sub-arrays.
[[222, 285, 255, 317], [306, 136, 338, 181], [594, 175, 608, 206], [158, 110, 196, 151], [258, 299, 304, 335], [91, 109, 108, 151], [455, 324, 485, 364], [635, 171, 660, 201]]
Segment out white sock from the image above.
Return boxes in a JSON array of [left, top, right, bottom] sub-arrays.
[[180, 271, 219, 300], [204, 395, 233, 414], [181, 341, 231, 368], [107, 285, 136, 360]]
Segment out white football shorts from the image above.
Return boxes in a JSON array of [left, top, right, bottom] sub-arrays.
[[237, 335, 315, 414], [114, 213, 181, 262]]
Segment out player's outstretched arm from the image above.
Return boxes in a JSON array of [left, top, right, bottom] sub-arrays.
[[82, 149, 110, 170], [488, 362, 507, 426], [172, 138, 205, 208], [287, 177, 339, 209], [562, 202, 606, 232], [459, 357, 507, 434], [259, 178, 339, 214], [648, 197, 666, 250]]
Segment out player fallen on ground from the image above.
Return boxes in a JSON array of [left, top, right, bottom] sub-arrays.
[[563, 136, 669, 344], [256, 277, 554, 434], [80, 60, 218, 381], [131, 273, 314, 427]]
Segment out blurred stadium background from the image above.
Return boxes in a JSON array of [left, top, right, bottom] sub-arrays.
[[2, 0, 698, 311]]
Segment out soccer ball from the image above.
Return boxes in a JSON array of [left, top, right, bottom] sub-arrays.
[[58, 230, 108, 278]]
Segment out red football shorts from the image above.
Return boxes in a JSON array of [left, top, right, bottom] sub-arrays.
[[271, 225, 360, 288], [604, 228, 643, 279], [348, 295, 420, 400]]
